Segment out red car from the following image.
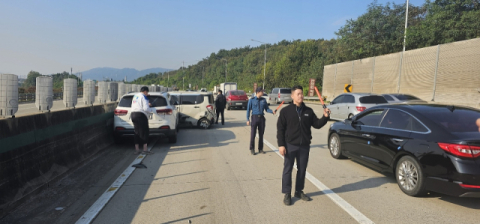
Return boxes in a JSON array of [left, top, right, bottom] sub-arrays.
[[225, 90, 249, 110]]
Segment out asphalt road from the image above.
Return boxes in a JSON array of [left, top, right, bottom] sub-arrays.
[[3, 103, 480, 224]]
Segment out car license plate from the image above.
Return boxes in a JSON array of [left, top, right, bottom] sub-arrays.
[[236, 103, 242, 105]]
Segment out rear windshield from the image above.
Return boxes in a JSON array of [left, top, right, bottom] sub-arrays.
[[280, 89, 291, 94], [231, 91, 246, 96], [118, 95, 168, 107], [422, 107, 480, 133], [392, 94, 420, 101], [359, 96, 388, 104]]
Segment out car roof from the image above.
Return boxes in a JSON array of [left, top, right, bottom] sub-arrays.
[[339, 93, 381, 97], [369, 103, 480, 113]]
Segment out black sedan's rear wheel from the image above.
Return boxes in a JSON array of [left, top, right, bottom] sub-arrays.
[[329, 133, 346, 159], [395, 156, 427, 197]]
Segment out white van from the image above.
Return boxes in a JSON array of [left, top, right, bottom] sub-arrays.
[[169, 92, 216, 129]]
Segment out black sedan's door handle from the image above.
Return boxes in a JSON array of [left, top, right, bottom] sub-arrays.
[[392, 138, 404, 142], [362, 134, 376, 139]]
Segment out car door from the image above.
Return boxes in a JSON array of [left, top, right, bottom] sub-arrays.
[[338, 94, 354, 119], [367, 109, 414, 168], [344, 109, 387, 162], [180, 94, 202, 124], [328, 95, 344, 120]]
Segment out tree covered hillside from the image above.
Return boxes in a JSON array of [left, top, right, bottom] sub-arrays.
[[132, 0, 479, 93]]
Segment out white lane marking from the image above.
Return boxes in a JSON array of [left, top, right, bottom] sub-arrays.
[[261, 136, 374, 224], [76, 138, 159, 224]]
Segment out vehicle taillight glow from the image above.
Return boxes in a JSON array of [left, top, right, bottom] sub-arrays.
[[159, 126, 170, 129], [156, 109, 173, 115], [438, 143, 480, 158], [114, 109, 128, 116], [115, 127, 125, 131], [206, 105, 213, 110], [459, 184, 480, 189], [356, 106, 366, 112]]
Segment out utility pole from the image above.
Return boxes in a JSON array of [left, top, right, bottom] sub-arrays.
[[251, 39, 267, 90], [403, 0, 409, 52]]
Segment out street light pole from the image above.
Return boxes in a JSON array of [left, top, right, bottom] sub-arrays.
[[221, 58, 227, 83], [251, 39, 267, 90], [403, 0, 409, 52]]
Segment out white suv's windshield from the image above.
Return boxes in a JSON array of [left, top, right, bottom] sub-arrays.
[[119, 95, 168, 107]]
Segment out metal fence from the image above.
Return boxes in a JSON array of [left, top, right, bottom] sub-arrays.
[[322, 38, 480, 108], [18, 92, 83, 103]]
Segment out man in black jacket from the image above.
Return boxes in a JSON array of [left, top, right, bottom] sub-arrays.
[[277, 85, 331, 206], [215, 90, 226, 125]]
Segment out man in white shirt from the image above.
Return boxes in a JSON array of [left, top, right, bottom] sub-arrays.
[[131, 86, 154, 155]]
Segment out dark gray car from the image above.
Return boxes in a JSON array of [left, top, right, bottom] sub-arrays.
[[327, 93, 388, 120], [382, 94, 428, 104]]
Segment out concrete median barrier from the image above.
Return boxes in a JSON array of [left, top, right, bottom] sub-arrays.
[[0, 103, 117, 217]]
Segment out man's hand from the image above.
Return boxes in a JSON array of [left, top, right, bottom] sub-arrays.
[[273, 111, 276, 115], [149, 103, 152, 107], [323, 108, 331, 117], [247, 121, 250, 126], [279, 146, 286, 156]]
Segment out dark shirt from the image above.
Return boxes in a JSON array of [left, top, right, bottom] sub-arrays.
[[215, 94, 226, 109]]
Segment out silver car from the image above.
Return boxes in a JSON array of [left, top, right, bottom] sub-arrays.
[[327, 93, 388, 120], [268, 88, 292, 104], [382, 94, 427, 104]]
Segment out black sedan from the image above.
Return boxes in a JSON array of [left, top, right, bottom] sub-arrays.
[[328, 104, 480, 197]]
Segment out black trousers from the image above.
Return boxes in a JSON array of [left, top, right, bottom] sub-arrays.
[[282, 143, 310, 194], [216, 108, 225, 124], [131, 112, 149, 145], [250, 115, 265, 151]]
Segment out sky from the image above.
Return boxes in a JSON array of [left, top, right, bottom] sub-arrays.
[[0, 0, 424, 77]]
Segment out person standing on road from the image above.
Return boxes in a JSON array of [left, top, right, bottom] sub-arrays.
[[131, 86, 154, 155], [277, 85, 331, 206], [215, 90, 226, 125], [247, 87, 276, 155]]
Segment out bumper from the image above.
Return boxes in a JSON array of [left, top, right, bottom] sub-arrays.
[[114, 128, 176, 138], [426, 177, 480, 197], [228, 101, 248, 107]]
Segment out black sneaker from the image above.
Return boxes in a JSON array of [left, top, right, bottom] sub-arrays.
[[250, 150, 256, 155], [283, 193, 292, 206], [259, 150, 265, 154], [294, 191, 312, 201]]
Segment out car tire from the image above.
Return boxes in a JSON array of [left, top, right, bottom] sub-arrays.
[[114, 135, 123, 145], [348, 114, 354, 119], [395, 156, 427, 197], [198, 118, 210, 129], [328, 133, 346, 159], [168, 133, 177, 143]]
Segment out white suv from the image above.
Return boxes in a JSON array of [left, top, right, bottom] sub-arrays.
[[169, 92, 216, 129], [114, 92, 179, 143]]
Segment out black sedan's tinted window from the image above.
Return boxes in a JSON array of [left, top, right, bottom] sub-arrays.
[[359, 96, 388, 104], [380, 110, 413, 131], [422, 107, 480, 133], [356, 110, 386, 126]]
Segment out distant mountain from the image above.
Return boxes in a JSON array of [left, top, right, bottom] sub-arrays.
[[80, 67, 173, 81]]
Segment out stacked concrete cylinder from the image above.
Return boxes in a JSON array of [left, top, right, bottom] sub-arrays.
[[97, 81, 108, 104], [0, 74, 19, 117], [125, 84, 132, 93], [118, 82, 126, 99], [83, 80, 95, 105], [35, 76, 53, 112], [63, 78, 78, 108], [108, 82, 118, 102]]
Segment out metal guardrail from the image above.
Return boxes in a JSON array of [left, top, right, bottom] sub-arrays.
[[18, 92, 84, 103]]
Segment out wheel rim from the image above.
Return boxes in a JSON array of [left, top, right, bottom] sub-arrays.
[[200, 120, 209, 128], [398, 160, 418, 191], [330, 136, 339, 156], [348, 114, 353, 119]]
